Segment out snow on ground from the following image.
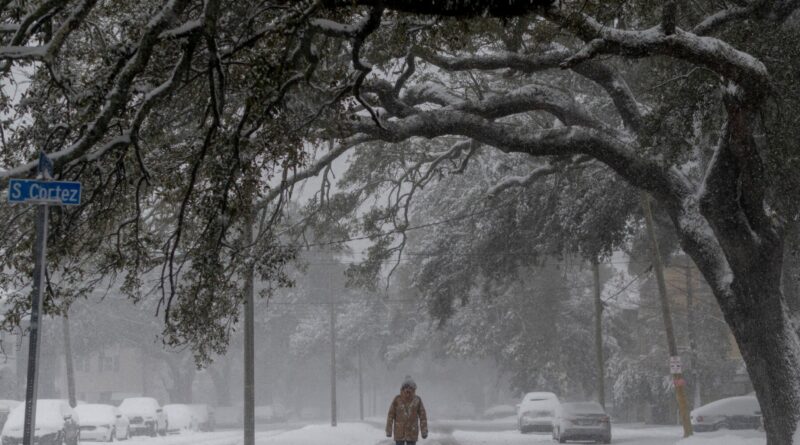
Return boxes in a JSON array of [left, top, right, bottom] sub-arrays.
[[97, 422, 767, 445]]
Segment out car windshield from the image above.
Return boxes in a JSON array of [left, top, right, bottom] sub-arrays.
[[562, 402, 606, 415]]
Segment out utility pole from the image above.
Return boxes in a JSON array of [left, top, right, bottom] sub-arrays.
[[330, 292, 337, 426], [243, 210, 255, 445], [358, 348, 364, 420], [592, 258, 605, 408], [62, 314, 76, 408], [685, 263, 701, 408], [641, 192, 693, 437]]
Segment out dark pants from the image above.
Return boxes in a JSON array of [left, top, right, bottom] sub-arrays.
[[396, 442, 416, 445]]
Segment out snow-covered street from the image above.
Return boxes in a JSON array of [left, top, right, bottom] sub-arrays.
[[104, 422, 766, 445]]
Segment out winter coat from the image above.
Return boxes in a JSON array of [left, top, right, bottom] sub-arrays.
[[386, 394, 428, 441]]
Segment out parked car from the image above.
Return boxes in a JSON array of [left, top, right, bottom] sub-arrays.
[[188, 404, 215, 431], [483, 404, 517, 420], [254, 404, 288, 423], [690, 395, 761, 432], [552, 401, 611, 444], [1, 399, 80, 445], [0, 401, 21, 432], [517, 392, 559, 433], [163, 404, 197, 433], [75, 403, 130, 442], [118, 397, 167, 437]]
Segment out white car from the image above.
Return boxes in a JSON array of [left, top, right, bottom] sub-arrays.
[[552, 401, 611, 444], [118, 397, 167, 437], [690, 395, 761, 432], [188, 404, 215, 431], [75, 403, 130, 441], [163, 404, 197, 433], [517, 392, 559, 433], [1, 399, 80, 445]]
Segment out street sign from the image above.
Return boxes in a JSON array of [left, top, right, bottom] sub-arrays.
[[8, 179, 81, 205]]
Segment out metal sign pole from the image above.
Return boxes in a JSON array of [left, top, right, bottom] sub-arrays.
[[7, 151, 80, 445], [22, 202, 48, 445]]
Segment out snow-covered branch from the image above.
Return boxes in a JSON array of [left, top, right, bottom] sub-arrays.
[[345, 110, 682, 202], [487, 164, 558, 198], [416, 47, 642, 132], [0, 0, 193, 182], [542, 5, 770, 96]]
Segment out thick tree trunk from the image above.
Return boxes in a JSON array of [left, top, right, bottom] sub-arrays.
[[727, 280, 800, 445], [681, 225, 800, 445]]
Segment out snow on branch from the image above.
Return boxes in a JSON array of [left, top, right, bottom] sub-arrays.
[[0, 0, 193, 183], [388, 81, 601, 129], [450, 84, 604, 129], [44, 0, 99, 62], [309, 18, 360, 38], [542, 5, 770, 96], [487, 164, 557, 198], [345, 110, 680, 201], [416, 47, 642, 132], [692, 5, 753, 36]]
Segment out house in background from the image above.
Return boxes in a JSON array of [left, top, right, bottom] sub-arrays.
[[61, 347, 150, 404]]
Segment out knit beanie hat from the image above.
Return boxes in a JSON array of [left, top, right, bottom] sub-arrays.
[[401, 375, 417, 390]]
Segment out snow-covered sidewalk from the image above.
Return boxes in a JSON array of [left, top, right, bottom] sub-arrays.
[[113, 422, 766, 445]]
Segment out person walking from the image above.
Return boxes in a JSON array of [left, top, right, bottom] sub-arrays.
[[386, 376, 428, 444]]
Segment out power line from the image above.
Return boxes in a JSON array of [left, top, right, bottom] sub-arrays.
[[284, 200, 519, 249]]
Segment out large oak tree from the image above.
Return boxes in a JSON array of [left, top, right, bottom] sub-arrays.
[[0, 1, 798, 442]]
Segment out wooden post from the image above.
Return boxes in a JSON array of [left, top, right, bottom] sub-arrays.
[[641, 192, 693, 437], [593, 258, 605, 408]]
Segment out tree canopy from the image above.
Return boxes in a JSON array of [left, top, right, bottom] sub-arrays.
[[0, 1, 799, 442]]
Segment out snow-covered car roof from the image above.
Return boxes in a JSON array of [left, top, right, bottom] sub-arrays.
[[3, 400, 74, 433], [520, 392, 559, 410], [522, 392, 559, 403], [75, 404, 118, 425], [690, 396, 760, 417], [119, 397, 160, 414]]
